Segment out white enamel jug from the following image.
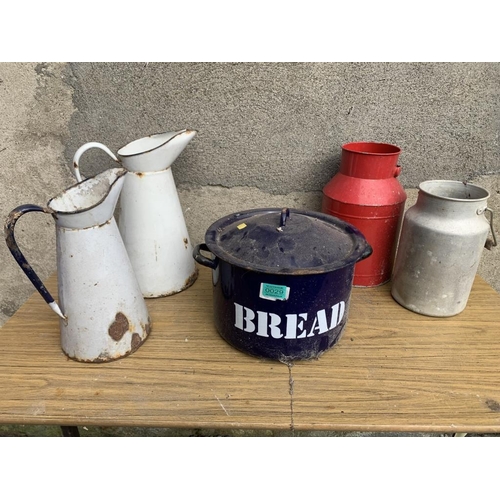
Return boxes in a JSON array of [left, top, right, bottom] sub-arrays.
[[73, 130, 198, 298], [5, 168, 151, 362]]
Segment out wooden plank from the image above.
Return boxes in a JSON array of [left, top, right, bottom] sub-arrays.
[[1, 266, 500, 432], [0, 269, 292, 429], [290, 278, 500, 433]]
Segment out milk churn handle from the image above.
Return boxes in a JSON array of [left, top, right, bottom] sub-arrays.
[[72, 142, 120, 183], [4, 205, 67, 321], [483, 208, 497, 250], [394, 165, 402, 177]]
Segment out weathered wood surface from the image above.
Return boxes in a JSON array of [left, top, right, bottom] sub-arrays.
[[1, 266, 500, 433]]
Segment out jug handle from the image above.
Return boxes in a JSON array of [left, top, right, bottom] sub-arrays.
[[4, 204, 67, 321], [394, 165, 402, 177], [73, 142, 119, 182]]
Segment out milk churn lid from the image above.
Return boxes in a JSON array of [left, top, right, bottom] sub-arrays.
[[204, 208, 372, 275]]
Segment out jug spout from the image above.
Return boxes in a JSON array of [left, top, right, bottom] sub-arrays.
[[117, 129, 197, 172], [48, 167, 127, 229]]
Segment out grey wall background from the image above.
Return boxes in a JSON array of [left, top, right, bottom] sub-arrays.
[[1, 62, 499, 327]]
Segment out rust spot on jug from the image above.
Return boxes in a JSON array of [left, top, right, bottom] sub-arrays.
[[66, 351, 111, 363], [96, 219, 113, 228], [5, 209, 27, 253], [135, 172, 145, 178], [108, 312, 129, 341], [183, 268, 199, 290], [486, 399, 500, 412], [131, 333, 143, 351], [62, 344, 145, 363], [139, 318, 152, 337], [183, 237, 189, 249]]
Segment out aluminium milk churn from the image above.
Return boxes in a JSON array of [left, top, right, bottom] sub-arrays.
[[73, 129, 198, 298], [391, 180, 497, 317], [322, 141, 407, 286], [4, 168, 151, 362]]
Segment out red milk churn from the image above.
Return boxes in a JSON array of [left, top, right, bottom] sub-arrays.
[[322, 142, 407, 287]]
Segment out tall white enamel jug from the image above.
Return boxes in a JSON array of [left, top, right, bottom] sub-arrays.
[[73, 130, 198, 298], [391, 180, 497, 317], [5, 168, 151, 362]]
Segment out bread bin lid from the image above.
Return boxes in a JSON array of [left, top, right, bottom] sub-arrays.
[[204, 208, 372, 275]]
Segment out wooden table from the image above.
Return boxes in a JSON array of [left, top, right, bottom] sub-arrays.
[[1, 266, 500, 434]]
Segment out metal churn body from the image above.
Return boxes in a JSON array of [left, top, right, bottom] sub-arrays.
[[322, 142, 407, 287], [391, 180, 497, 317]]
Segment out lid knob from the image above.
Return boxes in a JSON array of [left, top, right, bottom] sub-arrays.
[[277, 208, 290, 232]]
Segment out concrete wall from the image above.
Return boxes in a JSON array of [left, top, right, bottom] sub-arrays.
[[0, 63, 75, 325], [1, 62, 499, 326]]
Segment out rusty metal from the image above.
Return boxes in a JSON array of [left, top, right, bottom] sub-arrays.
[[131, 333, 143, 351], [182, 268, 199, 291], [150, 268, 199, 298], [143, 318, 152, 336], [108, 312, 130, 341]]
